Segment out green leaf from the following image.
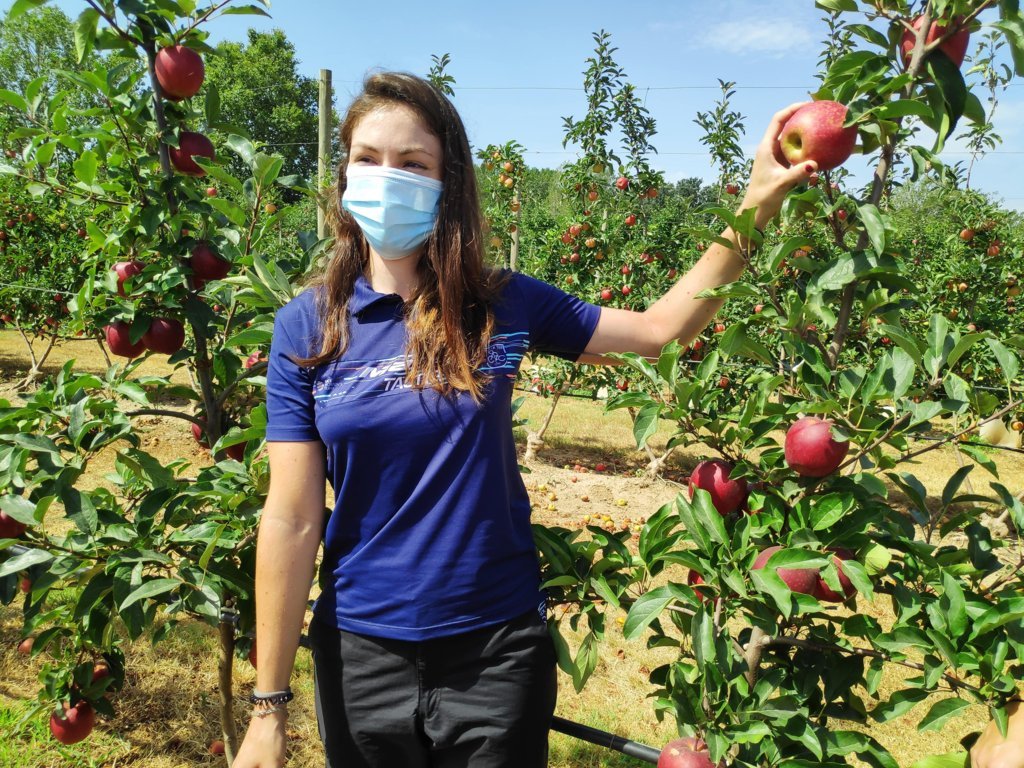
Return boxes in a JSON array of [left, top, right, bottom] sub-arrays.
[[73, 149, 98, 186], [811, 493, 855, 531], [219, 4, 273, 17], [858, 203, 886, 257], [815, 0, 857, 11], [119, 578, 180, 610], [0, 547, 53, 578], [985, 337, 1020, 387], [7, 0, 48, 20], [74, 7, 100, 64], [907, 754, 967, 768], [632, 403, 661, 449], [917, 698, 971, 733], [623, 585, 674, 639]]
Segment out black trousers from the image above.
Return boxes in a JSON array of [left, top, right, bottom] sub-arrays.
[[308, 608, 558, 768]]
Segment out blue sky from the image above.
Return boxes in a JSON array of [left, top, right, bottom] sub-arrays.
[[9, 0, 1024, 208]]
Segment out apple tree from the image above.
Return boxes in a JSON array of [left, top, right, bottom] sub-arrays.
[[536, 2, 1024, 766], [0, 1, 321, 763]]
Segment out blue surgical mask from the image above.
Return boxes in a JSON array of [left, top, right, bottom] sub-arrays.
[[341, 165, 444, 260]]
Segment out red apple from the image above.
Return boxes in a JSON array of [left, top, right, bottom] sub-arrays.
[[624, 214, 637, 227], [112, 260, 144, 297], [600, 288, 613, 301], [725, 183, 739, 195], [784, 416, 850, 478], [959, 228, 975, 242], [226, 442, 246, 461], [688, 459, 748, 516], [19, 577, 31, 594], [621, 285, 631, 296], [778, 101, 857, 172], [615, 176, 629, 191], [815, 549, 857, 602], [901, 15, 970, 69], [209, 739, 225, 756], [752, 545, 820, 595], [687, 570, 712, 603], [169, 131, 215, 177], [0, 509, 27, 539], [658, 736, 722, 768], [104, 321, 146, 359], [49, 701, 95, 745], [753, 304, 764, 314], [142, 317, 186, 355], [191, 421, 209, 449], [244, 351, 266, 369], [713, 323, 726, 333], [189, 243, 230, 280], [154, 45, 205, 100], [17, 636, 34, 655]]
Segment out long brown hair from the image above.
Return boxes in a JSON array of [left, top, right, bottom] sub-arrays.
[[296, 72, 504, 400]]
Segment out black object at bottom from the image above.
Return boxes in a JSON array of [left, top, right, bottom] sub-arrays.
[[550, 715, 661, 765]]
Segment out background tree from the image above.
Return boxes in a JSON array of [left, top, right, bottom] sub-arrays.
[[204, 28, 323, 186]]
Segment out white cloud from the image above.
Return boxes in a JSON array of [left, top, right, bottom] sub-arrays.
[[701, 19, 816, 56]]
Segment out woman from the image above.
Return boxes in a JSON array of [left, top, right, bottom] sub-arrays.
[[232, 71, 815, 768]]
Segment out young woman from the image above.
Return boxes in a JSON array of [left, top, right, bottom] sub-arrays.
[[232, 71, 816, 768]]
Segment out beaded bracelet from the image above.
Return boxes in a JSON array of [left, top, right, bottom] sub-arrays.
[[248, 688, 294, 706]]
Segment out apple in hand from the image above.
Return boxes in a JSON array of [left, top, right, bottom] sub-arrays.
[[785, 416, 850, 478], [154, 45, 205, 100], [50, 701, 96, 745], [142, 317, 186, 355], [752, 545, 820, 595], [169, 131, 215, 177], [104, 321, 146, 359], [688, 459, 748, 516], [658, 736, 723, 768], [777, 101, 857, 172], [900, 15, 970, 69]]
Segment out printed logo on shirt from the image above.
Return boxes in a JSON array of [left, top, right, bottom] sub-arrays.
[[311, 333, 530, 407]]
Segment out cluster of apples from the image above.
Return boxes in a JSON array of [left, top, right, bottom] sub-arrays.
[[154, 44, 215, 177], [103, 240, 232, 359], [686, 416, 856, 600]]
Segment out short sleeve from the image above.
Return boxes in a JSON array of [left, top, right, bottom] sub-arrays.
[[509, 273, 601, 361], [265, 294, 321, 442]]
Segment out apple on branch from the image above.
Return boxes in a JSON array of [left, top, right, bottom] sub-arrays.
[[142, 317, 186, 355], [900, 15, 970, 69], [784, 416, 850, 478], [154, 45, 205, 101], [687, 459, 748, 516], [104, 321, 146, 359], [169, 131, 215, 177], [777, 101, 857, 172], [752, 545, 819, 595], [49, 701, 96, 745]]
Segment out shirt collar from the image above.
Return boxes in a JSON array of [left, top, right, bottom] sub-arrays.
[[350, 274, 404, 316]]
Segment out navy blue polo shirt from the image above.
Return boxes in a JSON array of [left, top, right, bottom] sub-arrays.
[[265, 272, 601, 641]]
